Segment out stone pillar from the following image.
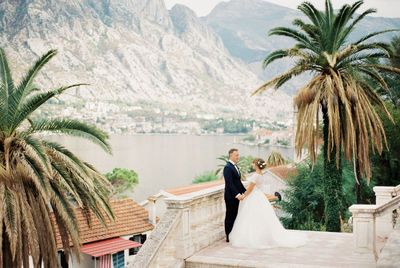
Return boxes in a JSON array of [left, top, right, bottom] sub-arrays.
[[374, 186, 395, 239], [164, 198, 194, 260], [349, 204, 377, 261], [147, 196, 157, 225]]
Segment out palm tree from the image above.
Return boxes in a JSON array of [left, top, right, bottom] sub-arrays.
[[0, 48, 114, 267], [266, 150, 286, 168], [252, 0, 400, 231], [215, 154, 254, 179]]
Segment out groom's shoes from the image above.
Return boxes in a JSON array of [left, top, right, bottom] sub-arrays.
[[226, 238, 229, 243]]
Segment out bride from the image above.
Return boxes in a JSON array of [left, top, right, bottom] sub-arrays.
[[229, 158, 307, 249]]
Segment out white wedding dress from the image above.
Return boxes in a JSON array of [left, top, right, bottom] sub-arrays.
[[229, 173, 307, 249]]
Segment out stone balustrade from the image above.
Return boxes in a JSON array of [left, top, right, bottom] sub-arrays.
[[349, 184, 400, 262], [131, 184, 226, 268]]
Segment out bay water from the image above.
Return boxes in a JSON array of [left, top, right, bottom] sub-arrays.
[[51, 134, 293, 202]]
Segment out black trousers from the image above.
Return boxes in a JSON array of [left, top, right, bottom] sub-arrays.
[[224, 197, 239, 240]]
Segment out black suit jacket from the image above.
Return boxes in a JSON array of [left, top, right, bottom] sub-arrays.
[[223, 162, 246, 200]]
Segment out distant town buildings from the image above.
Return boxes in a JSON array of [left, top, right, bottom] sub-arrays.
[[37, 101, 293, 135]]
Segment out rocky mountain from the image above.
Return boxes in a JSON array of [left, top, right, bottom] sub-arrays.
[[0, 0, 291, 125], [204, 0, 400, 95]]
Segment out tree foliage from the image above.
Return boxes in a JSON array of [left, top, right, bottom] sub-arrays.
[[215, 154, 255, 179], [281, 155, 374, 231], [242, 135, 256, 142], [105, 168, 139, 198], [376, 36, 400, 108], [266, 150, 286, 167], [369, 35, 400, 187], [371, 103, 400, 186], [201, 119, 251, 133], [0, 48, 113, 267]]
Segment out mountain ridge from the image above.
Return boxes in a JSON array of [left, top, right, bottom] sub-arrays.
[[203, 0, 400, 95], [0, 0, 292, 127]]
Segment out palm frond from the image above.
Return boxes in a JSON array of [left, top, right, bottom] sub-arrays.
[[27, 118, 111, 153], [252, 63, 310, 95], [0, 48, 14, 131], [266, 151, 286, 167], [269, 27, 319, 53], [10, 84, 87, 134], [3, 186, 19, 260], [263, 47, 313, 69], [353, 29, 400, 46], [11, 50, 57, 113], [292, 19, 322, 44], [20, 136, 51, 172], [297, 2, 323, 29]]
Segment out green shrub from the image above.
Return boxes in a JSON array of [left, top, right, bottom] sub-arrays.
[[281, 154, 374, 231], [243, 135, 256, 142], [277, 139, 289, 146]]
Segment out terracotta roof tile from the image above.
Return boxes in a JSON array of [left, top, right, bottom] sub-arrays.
[[255, 129, 273, 136], [51, 199, 154, 249], [268, 165, 297, 180]]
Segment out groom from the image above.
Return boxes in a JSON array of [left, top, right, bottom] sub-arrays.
[[223, 148, 246, 242]]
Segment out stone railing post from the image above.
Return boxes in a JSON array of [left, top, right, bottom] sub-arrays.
[[349, 205, 377, 261], [164, 198, 193, 260], [147, 196, 158, 225], [163, 186, 225, 261], [373, 186, 395, 239]]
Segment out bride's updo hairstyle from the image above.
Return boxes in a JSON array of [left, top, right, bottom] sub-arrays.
[[253, 158, 266, 170]]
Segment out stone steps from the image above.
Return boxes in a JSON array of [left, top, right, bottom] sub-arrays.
[[185, 231, 376, 268], [185, 256, 325, 268], [377, 223, 400, 267]]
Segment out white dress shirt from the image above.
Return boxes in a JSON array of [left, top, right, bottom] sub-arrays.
[[228, 160, 242, 198], [229, 160, 240, 175]]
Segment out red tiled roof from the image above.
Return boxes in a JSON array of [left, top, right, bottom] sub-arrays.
[[255, 129, 273, 136], [164, 179, 225, 196], [79, 237, 141, 257], [268, 165, 297, 180], [51, 199, 154, 249]]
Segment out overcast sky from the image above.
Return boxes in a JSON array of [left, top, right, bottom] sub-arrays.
[[164, 0, 400, 18]]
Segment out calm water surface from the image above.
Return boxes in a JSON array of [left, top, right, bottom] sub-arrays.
[[51, 135, 293, 202]]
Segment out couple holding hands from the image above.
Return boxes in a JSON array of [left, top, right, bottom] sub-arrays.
[[223, 148, 306, 249]]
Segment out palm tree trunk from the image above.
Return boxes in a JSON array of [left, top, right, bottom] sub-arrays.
[[322, 107, 342, 232], [356, 161, 361, 204], [355, 123, 362, 204]]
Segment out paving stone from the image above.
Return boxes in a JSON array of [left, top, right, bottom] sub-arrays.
[[186, 230, 376, 268]]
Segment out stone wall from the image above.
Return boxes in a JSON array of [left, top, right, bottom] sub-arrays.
[[131, 185, 226, 268], [349, 185, 400, 262]]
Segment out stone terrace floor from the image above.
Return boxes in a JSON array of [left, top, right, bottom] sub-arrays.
[[186, 230, 379, 268]]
